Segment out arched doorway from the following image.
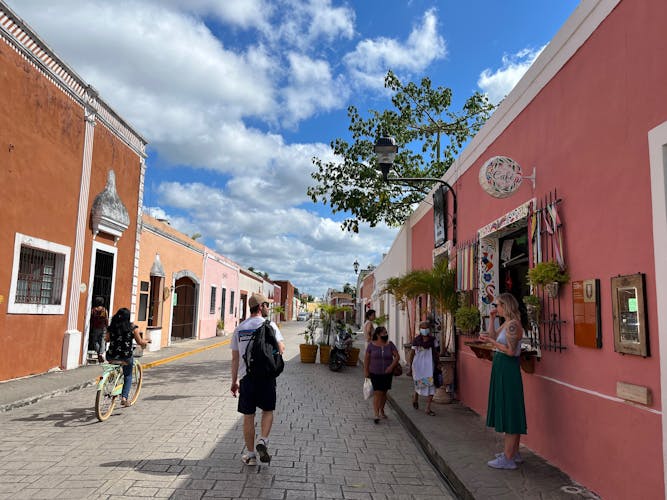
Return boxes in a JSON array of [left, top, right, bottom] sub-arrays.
[[172, 276, 196, 340]]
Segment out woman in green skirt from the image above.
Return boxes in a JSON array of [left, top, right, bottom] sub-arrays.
[[479, 293, 527, 470]]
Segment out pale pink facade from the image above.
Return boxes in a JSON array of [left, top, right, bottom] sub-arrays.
[[199, 252, 240, 338], [374, 1, 667, 498]]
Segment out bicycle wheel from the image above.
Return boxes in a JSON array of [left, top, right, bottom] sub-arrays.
[[95, 374, 117, 421], [127, 362, 143, 405]]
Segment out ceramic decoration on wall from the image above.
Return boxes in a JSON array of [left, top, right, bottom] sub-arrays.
[[479, 156, 524, 198]]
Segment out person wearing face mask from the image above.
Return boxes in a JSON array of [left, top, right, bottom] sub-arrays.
[[409, 321, 440, 416], [363, 326, 400, 423]]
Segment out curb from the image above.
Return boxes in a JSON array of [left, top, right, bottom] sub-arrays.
[[0, 339, 230, 413], [387, 393, 472, 500]]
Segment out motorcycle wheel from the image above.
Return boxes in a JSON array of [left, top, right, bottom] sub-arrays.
[[329, 358, 343, 371]]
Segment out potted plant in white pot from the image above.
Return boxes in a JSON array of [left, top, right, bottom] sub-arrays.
[[527, 261, 569, 298]]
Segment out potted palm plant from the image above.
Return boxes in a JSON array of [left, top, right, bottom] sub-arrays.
[[216, 319, 225, 336], [299, 319, 318, 363], [527, 261, 569, 298]]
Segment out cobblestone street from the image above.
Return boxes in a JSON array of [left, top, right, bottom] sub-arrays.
[[0, 323, 454, 499]]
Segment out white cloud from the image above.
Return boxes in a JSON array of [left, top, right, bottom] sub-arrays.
[[149, 182, 397, 297], [478, 45, 546, 104], [344, 8, 446, 90], [282, 53, 349, 125], [4, 0, 423, 297]]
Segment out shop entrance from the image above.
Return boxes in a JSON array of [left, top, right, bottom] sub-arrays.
[[498, 227, 530, 325]]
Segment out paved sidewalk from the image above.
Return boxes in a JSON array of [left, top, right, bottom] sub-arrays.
[[1, 334, 600, 499], [0, 335, 230, 413], [386, 375, 600, 499]]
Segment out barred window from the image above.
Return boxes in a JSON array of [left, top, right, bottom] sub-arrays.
[[148, 276, 163, 327], [9, 234, 70, 315], [16, 247, 65, 305], [210, 286, 217, 315]]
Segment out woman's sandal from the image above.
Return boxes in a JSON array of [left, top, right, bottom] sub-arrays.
[[425, 410, 436, 416]]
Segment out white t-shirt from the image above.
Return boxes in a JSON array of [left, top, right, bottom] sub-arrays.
[[231, 315, 284, 380]]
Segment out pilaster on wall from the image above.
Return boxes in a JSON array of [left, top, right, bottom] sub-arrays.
[[66, 102, 96, 334]]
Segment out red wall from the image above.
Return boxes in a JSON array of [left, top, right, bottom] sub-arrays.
[[411, 208, 435, 270], [452, 2, 667, 498]]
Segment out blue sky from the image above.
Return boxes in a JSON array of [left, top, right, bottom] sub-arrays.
[[6, 0, 579, 298]]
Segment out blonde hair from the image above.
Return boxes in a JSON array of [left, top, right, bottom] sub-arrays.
[[497, 293, 521, 323]]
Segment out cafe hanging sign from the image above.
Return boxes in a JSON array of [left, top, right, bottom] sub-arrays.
[[479, 156, 524, 198]]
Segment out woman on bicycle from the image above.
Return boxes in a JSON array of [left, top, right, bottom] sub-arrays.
[[105, 308, 148, 407]]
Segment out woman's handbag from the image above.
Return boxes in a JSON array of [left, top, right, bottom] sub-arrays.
[[393, 363, 403, 376], [363, 378, 373, 400]]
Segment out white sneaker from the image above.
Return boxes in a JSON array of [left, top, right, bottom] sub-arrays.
[[241, 453, 257, 466]]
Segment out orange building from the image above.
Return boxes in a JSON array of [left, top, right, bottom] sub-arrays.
[[135, 214, 242, 348], [0, 3, 147, 380]]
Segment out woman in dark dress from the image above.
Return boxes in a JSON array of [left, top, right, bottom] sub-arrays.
[[364, 326, 399, 424], [479, 293, 527, 469], [106, 308, 148, 407]]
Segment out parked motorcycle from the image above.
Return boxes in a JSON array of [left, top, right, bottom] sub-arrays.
[[329, 327, 353, 371]]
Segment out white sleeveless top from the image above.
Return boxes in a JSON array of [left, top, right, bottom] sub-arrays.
[[496, 323, 522, 357]]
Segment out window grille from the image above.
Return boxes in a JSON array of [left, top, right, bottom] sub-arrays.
[[455, 236, 479, 337], [148, 276, 163, 327], [16, 246, 65, 305], [230, 291, 235, 315], [138, 280, 149, 321], [529, 189, 566, 353], [210, 286, 217, 315], [221, 287, 227, 321]]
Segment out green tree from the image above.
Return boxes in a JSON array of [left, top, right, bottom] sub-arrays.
[[308, 70, 494, 232], [342, 282, 356, 298]]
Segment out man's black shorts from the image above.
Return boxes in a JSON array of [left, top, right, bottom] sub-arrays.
[[238, 376, 277, 414]]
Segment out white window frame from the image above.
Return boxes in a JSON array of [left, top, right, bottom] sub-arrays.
[[8, 233, 71, 315]]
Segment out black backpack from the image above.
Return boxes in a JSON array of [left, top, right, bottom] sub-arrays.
[[243, 319, 285, 379]]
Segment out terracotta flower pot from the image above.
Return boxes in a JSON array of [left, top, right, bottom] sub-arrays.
[[299, 344, 318, 363], [319, 345, 331, 364], [345, 347, 360, 366]]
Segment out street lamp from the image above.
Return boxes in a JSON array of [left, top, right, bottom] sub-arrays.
[[374, 136, 457, 246], [353, 259, 360, 274]]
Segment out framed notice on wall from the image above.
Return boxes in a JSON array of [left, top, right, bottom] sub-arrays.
[[611, 273, 649, 357], [572, 279, 601, 348], [433, 185, 447, 248]]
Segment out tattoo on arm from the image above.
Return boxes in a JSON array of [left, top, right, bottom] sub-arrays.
[[506, 321, 521, 352]]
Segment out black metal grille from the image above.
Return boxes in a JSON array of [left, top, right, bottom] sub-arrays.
[[16, 246, 65, 305], [92, 250, 114, 310], [456, 235, 480, 337], [531, 190, 567, 353]]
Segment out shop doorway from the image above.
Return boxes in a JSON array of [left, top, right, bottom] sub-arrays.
[[171, 277, 196, 340], [498, 228, 530, 326]]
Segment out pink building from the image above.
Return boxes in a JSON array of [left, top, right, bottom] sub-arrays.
[[374, 1, 667, 498], [200, 251, 240, 338]]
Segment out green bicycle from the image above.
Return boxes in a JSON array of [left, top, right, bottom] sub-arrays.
[[94, 358, 144, 421]]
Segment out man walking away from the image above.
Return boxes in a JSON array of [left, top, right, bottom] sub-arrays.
[[230, 293, 285, 465]]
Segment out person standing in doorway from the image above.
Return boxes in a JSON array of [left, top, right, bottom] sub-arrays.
[[89, 296, 109, 363], [231, 293, 285, 466], [479, 293, 527, 469]]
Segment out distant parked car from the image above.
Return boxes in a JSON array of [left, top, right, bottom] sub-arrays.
[[297, 311, 310, 321]]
